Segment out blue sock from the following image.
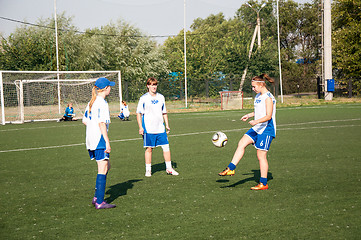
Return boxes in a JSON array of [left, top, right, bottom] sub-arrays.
[[260, 177, 267, 185], [228, 163, 236, 171], [95, 174, 107, 204]]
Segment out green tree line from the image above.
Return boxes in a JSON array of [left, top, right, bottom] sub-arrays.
[[1, 0, 360, 101]]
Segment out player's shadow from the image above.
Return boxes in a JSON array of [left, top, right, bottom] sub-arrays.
[[151, 161, 178, 175], [105, 179, 142, 203], [217, 170, 273, 188]]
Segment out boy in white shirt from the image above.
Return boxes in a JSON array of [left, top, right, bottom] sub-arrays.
[[136, 77, 179, 177]]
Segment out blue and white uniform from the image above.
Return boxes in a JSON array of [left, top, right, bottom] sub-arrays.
[[118, 104, 130, 119], [137, 92, 168, 148], [246, 91, 276, 151], [121, 105, 130, 118], [64, 107, 74, 118], [82, 96, 111, 160]]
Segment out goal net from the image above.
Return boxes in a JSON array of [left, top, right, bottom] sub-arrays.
[[0, 71, 122, 124], [219, 91, 243, 110]]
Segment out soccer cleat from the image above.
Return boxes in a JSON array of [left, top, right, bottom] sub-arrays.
[[145, 170, 152, 177], [166, 168, 179, 176], [95, 201, 116, 209], [250, 183, 269, 190], [92, 197, 97, 206], [218, 168, 235, 176]]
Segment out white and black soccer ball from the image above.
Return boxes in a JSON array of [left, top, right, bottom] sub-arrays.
[[212, 132, 228, 148]]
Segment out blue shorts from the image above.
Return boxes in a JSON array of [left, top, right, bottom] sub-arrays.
[[245, 128, 274, 151], [143, 132, 169, 148], [88, 149, 110, 161]]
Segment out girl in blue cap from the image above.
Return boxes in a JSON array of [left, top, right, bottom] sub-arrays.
[[82, 78, 116, 209]]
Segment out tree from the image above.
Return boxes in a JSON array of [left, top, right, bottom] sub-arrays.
[[333, 0, 361, 96], [0, 14, 168, 101]]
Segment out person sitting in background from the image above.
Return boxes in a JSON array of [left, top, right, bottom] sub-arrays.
[[118, 101, 130, 121], [59, 103, 76, 121]]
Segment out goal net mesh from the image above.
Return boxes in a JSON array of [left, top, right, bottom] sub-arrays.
[[220, 91, 243, 110], [1, 71, 121, 124]]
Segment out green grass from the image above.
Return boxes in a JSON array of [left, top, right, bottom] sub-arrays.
[[1, 103, 361, 239]]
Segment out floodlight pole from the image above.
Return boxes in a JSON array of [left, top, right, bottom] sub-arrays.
[[277, 0, 284, 103], [324, 0, 333, 100], [184, 0, 188, 108], [54, 0, 61, 113]]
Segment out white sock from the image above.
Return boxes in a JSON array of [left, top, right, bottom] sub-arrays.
[[146, 164, 151, 172], [165, 161, 172, 169]]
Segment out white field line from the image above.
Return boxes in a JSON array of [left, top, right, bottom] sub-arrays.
[[0, 119, 360, 153]]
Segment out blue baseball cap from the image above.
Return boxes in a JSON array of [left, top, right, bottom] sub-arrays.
[[95, 77, 115, 89]]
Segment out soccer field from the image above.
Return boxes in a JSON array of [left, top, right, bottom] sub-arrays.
[[1, 103, 361, 239]]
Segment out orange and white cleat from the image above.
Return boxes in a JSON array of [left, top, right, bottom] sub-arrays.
[[218, 168, 235, 176], [250, 183, 269, 190]]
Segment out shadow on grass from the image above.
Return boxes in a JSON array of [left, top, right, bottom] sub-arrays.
[[217, 170, 273, 188], [151, 161, 178, 175], [105, 179, 142, 203]]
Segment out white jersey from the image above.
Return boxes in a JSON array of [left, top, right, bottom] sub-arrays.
[[82, 96, 111, 150], [252, 91, 276, 137], [136, 92, 167, 134], [121, 105, 130, 117]]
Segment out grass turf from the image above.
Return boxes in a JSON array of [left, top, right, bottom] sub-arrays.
[[0, 103, 360, 239]]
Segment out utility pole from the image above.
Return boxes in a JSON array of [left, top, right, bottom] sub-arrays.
[[239, 3, 266, 91], [184, 0, 188, 108], [324, 0, 333, 100], [276, 0, 283, 103], [54, 0, 61, 114]]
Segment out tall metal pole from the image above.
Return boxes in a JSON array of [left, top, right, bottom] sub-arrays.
[[54, 0, 61, 113], [184, 0, 188, 108], [277, 0, 283, 103], [324, 0, 333, 100]]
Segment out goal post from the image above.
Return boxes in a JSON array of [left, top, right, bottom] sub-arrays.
[[219, 91, 243, 110], [0, 70, 122, 125]]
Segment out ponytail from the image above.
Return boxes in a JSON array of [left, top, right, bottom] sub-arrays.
[[252, 73, 274, 85], [260, 73, 275, 84], [89, 86, 105, 112]]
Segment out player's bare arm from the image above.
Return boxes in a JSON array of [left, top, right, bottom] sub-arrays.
[[241, 112, 254, 121], [163, 113, 170, 133], [136, 113, 144, 135]]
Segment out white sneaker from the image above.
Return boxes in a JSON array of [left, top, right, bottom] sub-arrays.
[[166, 168, 179, 176], [145, 170, 152, 177]]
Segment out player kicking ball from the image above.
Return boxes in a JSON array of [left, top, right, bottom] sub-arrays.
[[218, 74, 276, 190], [136, 77, 179, 177]]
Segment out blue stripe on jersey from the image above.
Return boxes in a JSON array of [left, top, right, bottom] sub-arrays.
[[96, 135, 106, 150], [142, 114, 147, 134], [264, 118, 276, 137]]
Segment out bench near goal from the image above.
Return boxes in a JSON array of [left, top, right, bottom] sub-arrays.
[[0, 71, 122, 125]]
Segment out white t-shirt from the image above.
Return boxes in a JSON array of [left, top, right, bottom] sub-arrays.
[[136, 92, 167, 134], [82, 96, 111, 150], [252, 91, 276, 137], [121, 105, 130, 117]]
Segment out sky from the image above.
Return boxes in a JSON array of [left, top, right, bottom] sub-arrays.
[[0, 0, 310, 44]]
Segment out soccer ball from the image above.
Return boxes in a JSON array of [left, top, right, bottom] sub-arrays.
[[212, 132, 228, 147]]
